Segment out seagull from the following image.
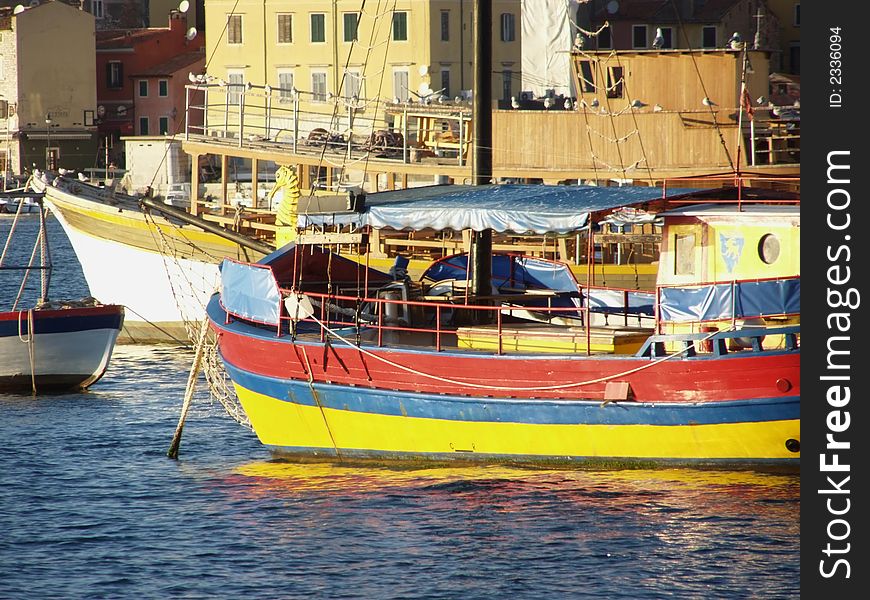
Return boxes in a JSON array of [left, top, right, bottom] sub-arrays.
[[511, 96, 520, 109], [756, 95, 767, 105], [652, 28, 664, 49], [393, 97, 401, 104], [702, 97, 717, 107], [590, 98, 600, 108], [573, 32, 585, 51], [564, 98, 573, 110], [630, 99, 648, 109], [543, 97, 554, 110], [728, 32, 742, 49], [77, 172, 88, 182], [653, 103, 664, 112], [454, 96, 463, 104]]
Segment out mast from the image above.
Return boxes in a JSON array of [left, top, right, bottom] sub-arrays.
[[469, 0, 492, 306]]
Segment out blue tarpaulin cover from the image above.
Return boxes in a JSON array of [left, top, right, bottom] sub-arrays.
[[220, 259, 283, 325], [659, 278, 800, 322], [300, 184, 700, 234]]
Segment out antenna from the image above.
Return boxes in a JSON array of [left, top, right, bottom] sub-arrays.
[[185, 27, 198, 41]]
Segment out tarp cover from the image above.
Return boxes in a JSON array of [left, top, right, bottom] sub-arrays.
[[361, 184, 680, 234], [220, 259, 283, 325], [520, 0, 580, 97], [659, 278, 801, 323]]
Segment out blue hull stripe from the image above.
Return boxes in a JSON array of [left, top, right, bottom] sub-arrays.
[[223, 359, 799, 426], [0, 313, 123, 337]]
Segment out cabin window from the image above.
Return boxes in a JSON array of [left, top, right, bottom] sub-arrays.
[[632, 25, 647, 49], [440, 68, 451, 97], [139, 117, 149, 136], [393, 12, 408, 41], [794, 3, 800, 26], [312, 71, 327, 102], [92, 0, 104, 20], [758, 234, 781, 264], [441, 11, 450, 41], [606, 66, 624, 98], [597, 27, 612, 49], [500, 14, 516, 42], [138, 80, 148, 97], [311, 14, 326, 43], [702, 26, 717, 48], [277, 71, 294, 102], [343, 13, 359, 42], [159, 116, 169, 135], [158, 79, 169, 97], [674, 233, 695, 275], [277, 14, 292, 44], [227, 15, 242, 44], [578, 61, 595, 93], [106, 61, 123, 89]]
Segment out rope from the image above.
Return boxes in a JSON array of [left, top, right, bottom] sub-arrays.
[[308, 313, 717, 393]]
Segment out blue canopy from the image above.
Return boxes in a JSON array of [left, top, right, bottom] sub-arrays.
[[300, 184, 700, 234]]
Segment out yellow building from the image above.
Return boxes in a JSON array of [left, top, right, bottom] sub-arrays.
[[765, 0, 800, 73], [202, 0, 522, 134], [0, 1, 99, 175]]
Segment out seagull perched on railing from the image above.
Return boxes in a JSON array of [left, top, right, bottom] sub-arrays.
[[653, 103, 664, 112], [630, 99, 648, 109], [564, 98, 573, 110], [511, 96, 520, 109], [652, 28, 664, 49], [702, 97, 717, 107], [728, 32, 743, 49], [573, 32, 585, 51], [590, 98, 600, 108], [543, 97, 554, 110]]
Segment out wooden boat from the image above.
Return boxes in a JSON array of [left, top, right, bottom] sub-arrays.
[[0, 196, 124, 393], [205, 182, 800, 466]]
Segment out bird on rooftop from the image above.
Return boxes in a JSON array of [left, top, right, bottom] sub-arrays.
[[543, 96, 554, 110], [728, 32, 742, 49], [77, 172, 88, 182], [564, 98, 574, 110], [756, 95, 767, 105], [702, 97, 717, 107], [511, 96, 520, 109], [573, 32, 585, 51], [630, 99, 648, 109], [590, 98, 600, 108], [653, 103, 664, 112], [454, 96, 463, 104], [652, 28, 664, 49]]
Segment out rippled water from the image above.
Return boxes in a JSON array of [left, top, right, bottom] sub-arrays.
[[0, 215, 799, 598]]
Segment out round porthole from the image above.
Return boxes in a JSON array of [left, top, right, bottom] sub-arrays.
[[758, 234, 780, 264]]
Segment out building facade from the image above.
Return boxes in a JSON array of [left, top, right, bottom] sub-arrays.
[[1, 1, 99, 176]]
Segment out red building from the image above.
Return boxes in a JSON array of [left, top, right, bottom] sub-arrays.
[[95, 9, 203, 167]]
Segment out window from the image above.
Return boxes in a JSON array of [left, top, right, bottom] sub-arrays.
[[597, 27, 612, 49], [702, 26, 717, 48], [606, 66, 623, 98], [440, 68, 450, 97], [794, 3, 800, 26], [675, 234, 695, 275], [502, 70, 512, 101], [278, 71, 294, 102], [277, 14, 292, 43], [92, 0, 104, 20], [343, 13, 359, 42], [227, 71, 244, 105], [632, 25, 647, 49], [440, 11, 449, 41], [344, 70, 362, 101], [138, 80, 148, 97], [659, 27, 673, 49], [106, 61, 123, 89], [158, 79, 168, 97], [227, 14, 242, 44], [758, 234, 780, 264], [789, 42, 800, 74], [500, 14, 516, 42], [393, 69, 409, 101], [312, 71, 327, 102], [578, 61, 595, 92], [159, 117, 169, 135], [139, 117, 149, 136], [392, 12, 408, 41], [311, 13, 326, 43]]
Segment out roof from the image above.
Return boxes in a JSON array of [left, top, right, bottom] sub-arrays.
[[659, 203, 800, 218], [302, 184, 705, 234], [96, 27, 172, 49], [131, 50, 204, 77]]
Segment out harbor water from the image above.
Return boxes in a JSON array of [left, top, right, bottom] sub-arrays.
[[1, 215, 799, 598]]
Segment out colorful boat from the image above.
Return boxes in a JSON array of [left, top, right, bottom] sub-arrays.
[[206, 183, 800, 466], [0, 196, 124, 393]]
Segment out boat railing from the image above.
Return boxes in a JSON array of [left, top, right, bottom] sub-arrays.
[[636, 325, 800, 359]]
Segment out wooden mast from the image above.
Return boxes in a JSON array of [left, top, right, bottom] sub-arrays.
[[469, 0, 493, 307]]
